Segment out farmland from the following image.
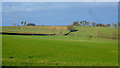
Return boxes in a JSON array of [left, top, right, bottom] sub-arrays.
[[1, 26, 118, 66], [1, 26, 118, 39]]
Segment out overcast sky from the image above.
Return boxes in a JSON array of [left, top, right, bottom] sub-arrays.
[[2, 2, 118, 26]]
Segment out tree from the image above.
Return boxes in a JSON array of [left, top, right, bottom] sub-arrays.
[[96, 24, 104, 27], [24, 22, 27, 26], [92, 22, 96, 27], [80, 21, 86, 26], [21, 21, 27, 26], [80, 21, 83, 26], [105, 24, 111, 27], [72, 21, 80, 26], [80, 21, 90, 26], [21, 21, 24, 25]]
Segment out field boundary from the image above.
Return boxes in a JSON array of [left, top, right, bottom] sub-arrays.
[[0, 32, 55, 36]]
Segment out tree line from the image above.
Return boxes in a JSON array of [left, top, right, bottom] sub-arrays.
[[72, 21, 118, 27], [13, 21, 36, 26], [21, 21, 36, 26], [13, 21, 118, 27]]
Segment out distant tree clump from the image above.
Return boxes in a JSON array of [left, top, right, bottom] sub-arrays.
[[92, 22, 96, 27], [79, 21, 86, 26], [79, 21, 83, 26], [21, 21, 27, 26], [96, 24, 105, 27], [27, 23, 36, 26], [105, 24, 111, 27], [79, 21, 90, 26]]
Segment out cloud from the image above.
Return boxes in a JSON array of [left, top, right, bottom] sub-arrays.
[[2, 0, 119, 2]]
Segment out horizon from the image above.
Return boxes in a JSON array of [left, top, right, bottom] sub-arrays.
[[2, 2, 118, 26]]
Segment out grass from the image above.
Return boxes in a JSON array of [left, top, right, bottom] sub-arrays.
[[1, 26, 68, 34], [1, 26, 118, 39], [0, 35, 2, 66], [2, 35, 118, 66], [1, 26, 118, 66]]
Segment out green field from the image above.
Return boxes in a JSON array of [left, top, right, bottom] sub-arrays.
[[2, 26, 118, 66], [1, 26, 118, 39]]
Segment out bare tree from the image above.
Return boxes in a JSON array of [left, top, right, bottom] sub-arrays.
[[72, 21, 80, 26]]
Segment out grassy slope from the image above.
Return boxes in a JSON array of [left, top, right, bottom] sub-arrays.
[[2, 35, 118, 66], [1, 26, 118, 39], [1, 26, 68, 34], [0, 25, 1, 65]]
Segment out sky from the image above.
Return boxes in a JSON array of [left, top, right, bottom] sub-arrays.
[[0, 2, 1, 26], [2, 2, 118, 26], [2, 0, 119, 2]]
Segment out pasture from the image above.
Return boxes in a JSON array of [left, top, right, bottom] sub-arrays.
[[1, 26, 118, 66], [1, 26, 118, 39]]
